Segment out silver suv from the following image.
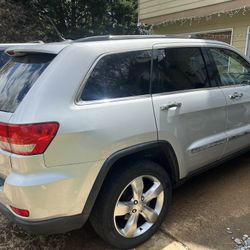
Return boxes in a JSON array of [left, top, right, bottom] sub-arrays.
[[0, 35, 249, 249]]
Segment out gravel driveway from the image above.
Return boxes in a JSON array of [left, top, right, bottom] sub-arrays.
[[0, 153, 249, 250]]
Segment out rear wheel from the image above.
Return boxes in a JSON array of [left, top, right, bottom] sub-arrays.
[[90, 160, 172, 249]]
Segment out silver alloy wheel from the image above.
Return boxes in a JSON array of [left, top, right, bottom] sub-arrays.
[[113, 175, 164, 238]]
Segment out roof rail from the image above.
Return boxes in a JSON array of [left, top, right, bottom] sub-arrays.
[[75, 34, 197, 42]]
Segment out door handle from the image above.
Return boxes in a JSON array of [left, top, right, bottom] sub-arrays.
[[160, 102, 182, 111], [229, 92, 243, 100]]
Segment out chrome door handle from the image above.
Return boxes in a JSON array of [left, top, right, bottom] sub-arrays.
[[229, 92, 243, 99], [160, 102, 182, 111]]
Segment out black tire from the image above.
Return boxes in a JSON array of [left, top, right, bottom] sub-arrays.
[[90, 160, 172, 249]]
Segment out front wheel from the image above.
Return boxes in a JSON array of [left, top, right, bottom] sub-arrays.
[[90, 160, 172, 249]]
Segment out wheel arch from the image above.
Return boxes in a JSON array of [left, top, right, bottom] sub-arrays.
[[81, 140, 179, 219]]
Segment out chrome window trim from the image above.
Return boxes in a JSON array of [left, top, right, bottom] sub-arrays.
[[151, 86, 222, 97], [151, 83, 249, 97], [76, 94, 152, 106], [75, 48, 153, 106], [218, 84, 250, 89]]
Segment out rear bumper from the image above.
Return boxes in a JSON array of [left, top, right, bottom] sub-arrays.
[[0, 160, 103, 220], [0, 159, 104, 234], [0, 203, 87, 234]]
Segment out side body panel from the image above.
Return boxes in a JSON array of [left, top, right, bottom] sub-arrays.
[[205, 47, 250, 156], [44, 97, 158, 166], [152, 90, 227, 176], [151, 44, 228, 177], [220, 85, 250, 155]]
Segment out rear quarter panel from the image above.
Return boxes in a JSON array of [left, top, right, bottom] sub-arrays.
[[44, 97, 157, 166], [9, 43, 157, 167]]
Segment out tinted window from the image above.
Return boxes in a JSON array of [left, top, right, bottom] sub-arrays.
[[152, 48, 210, 93], [0, 51, 10, 68], [81, 50, 151, 101], [0, 54, 54, 113], [210, 48, 250, 86]]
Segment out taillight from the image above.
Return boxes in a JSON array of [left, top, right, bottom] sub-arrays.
[[10, 206, 30, 217], [0, 122, 59, 155]]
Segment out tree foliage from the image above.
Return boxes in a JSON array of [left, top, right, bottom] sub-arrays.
[[0, 0, 44, 42], [2, 0, 149, 42]]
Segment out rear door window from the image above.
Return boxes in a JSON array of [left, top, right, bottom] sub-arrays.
[[0, 53, 54, 112], [152, 47, 210, 93]]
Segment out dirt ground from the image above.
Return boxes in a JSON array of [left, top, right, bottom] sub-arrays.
[[0, 153, 249, 250]]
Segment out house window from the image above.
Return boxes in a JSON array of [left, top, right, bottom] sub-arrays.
[[246, 27, 250, 58], [194, 30, 232, 45]]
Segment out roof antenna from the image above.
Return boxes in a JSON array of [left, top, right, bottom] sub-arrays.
[[45, 16, 66, 41]]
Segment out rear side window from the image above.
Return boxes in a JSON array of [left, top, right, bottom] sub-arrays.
[[81, 50, 151, 101], [0, 51, 10, 68], [0, 54, 54, 113], [152, 48, 210, 94]]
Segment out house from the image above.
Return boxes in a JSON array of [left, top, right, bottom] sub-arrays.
[[138, 0, 250, 56]]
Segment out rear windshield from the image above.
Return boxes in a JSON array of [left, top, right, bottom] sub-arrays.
[[0, 53, 54, 113], [0, 51, 10, 68]]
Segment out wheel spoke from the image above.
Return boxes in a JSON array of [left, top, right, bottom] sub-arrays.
[[143, 182, 163, 203], [131, 177, 144, 201], [122, 213, 139, 237], [131, 176, 144, 201], [114, 201, 134, 217], [141, 205, 158, 223]]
